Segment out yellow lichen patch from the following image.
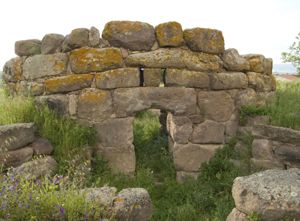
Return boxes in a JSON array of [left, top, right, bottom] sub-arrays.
[[45, 74, 94, 93], [114, 197, 125, 204], [155, 21, 184, 47], [78, 88, 109, 104], [70, 47, 123, 74]]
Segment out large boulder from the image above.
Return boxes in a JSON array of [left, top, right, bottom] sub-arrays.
[[222, 48, 250, 72], [15, 39, 41, 56], [69, 47, 123, 74], [0, 123, 35, 151], [113, 188, 153, 221], [84, 186, 117, 208], [102, 21, 155, 51], [231, 169, 300, 221], [41, 33, 64, 54], [23, 53, 68, 80], [155, 21, 184, 47], [183, 28, 224, 54], [125, 48, 222, 72]]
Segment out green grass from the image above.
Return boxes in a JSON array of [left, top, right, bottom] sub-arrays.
[[240, 81, 300, 130], [0, 92, 96, 173]]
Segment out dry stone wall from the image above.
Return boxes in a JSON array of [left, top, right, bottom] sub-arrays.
[[2, 21, 276, 180]]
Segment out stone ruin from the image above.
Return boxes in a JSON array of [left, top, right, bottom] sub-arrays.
[[2, 21, 276, 181]]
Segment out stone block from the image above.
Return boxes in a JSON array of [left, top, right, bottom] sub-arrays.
[[236, 88, 258, 107], [183, 28, 224, 54], [95, 68, 140, 89], [191, 120, 225, 144], [15, 39, 41, 56], [272, 141, 300, 164], [243, 54, 265, 73], [211, 72, 248, 90], [77, 88, 113, 121], [125, 48, 222, 72], [68, 28, 90, 49], [198, 91, 235, 122], [252, 139, 274, 160], [102, 21, 155, 51], [27, 138, 54, 155], [41, 33, 64, 54], [96, 145, 135, 174], [232, 169, 300, 220], [247, 72, 276, 92], [143, 68, 161, 87], [15, 81, 44, 96], [224, 112, 239, 141], [94, 118, 134, 148], [222, 48, 250, 72], [250, 158, 284, 170], [226, 208, 248, 221], [35, 94, 69, 116], [0, 123, 35, 151], [89, 26, 100, 47], [2, 57, 24, 82], [166, 113, 192, 144], [70, 47, 123, 74], [173, 143, 222, 171], [165, 69, 210, 88], [0, 147, 33, 167], [23, 53, 68, 80], [45, 74, 94, 94], [155, 21, 184, 47], [264, 58, 273, 75], [113, 87, 197, 117]]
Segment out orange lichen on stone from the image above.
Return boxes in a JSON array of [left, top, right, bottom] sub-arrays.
[[45, 74, 94, 93], [155, 21, 184, 47], [69, 47, 123, 74]]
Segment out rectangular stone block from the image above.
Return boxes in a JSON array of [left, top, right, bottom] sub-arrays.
[[70, 47, 123, 74], [165, 69, 210, 88], [113, 87, 197, 117], [77, 88, 113, 121], [167, 113, 192, 144], [191, 120, 225, 144], [23, 53, 68, 80], [247, 72, 276, 92], [172, 143, 222, 172], [211, 72, 248, 90], [94, 118, 134, 148], [95, 68, 139, 89], [2, 57, 24, 82], [45, 74, 94, 93], [143, 68, 162, 87], [252, 139, 274, 160]]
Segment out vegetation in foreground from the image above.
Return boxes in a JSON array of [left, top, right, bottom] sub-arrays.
[[1, 80, 299, 220]]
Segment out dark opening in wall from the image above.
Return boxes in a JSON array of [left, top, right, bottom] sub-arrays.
[[139, 67, 144, 87], [161, 68, 166, 87], [133, 110, 175, 181]]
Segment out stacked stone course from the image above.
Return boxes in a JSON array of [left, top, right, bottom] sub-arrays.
[[2, 21, 276, 180]]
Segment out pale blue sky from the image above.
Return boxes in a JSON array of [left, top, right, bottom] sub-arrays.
[[0, 0, 299, 68]]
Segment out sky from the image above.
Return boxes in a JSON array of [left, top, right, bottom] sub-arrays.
[[0, 0, 299, 69]]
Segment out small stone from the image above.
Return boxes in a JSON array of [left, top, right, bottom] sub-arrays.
[[89, 26, 100, 47], [222, 48, 250, 71], [102, 21, 156, 51], [41, 33, 64, 54], [143, 68, 162, 87], [183, 28, 224, 54], [155, 21, 184, 47], [15, 39, 41, 56], [0, 123, 35, 151], [27, 138, 54, 155]]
